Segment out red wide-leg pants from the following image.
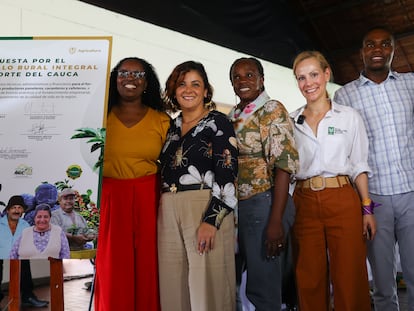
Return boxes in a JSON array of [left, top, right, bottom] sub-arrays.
[[95, 175, 161, 311]]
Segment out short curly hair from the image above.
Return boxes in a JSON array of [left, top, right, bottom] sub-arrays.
[[229, 57, 265, 92], [164, 61, 215, 113]]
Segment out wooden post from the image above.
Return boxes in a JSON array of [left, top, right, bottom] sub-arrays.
[[49, 258, 64, 311], [8, 260, 20, 311]]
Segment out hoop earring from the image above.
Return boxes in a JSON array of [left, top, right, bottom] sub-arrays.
[[204, 101, 213, 110]]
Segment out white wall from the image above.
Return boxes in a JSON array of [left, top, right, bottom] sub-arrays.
[[0, 0, 339, 114]]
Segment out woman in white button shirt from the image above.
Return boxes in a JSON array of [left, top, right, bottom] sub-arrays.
[[290, 51, 376, 311]]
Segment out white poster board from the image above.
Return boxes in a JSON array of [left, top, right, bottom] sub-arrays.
[[0, 37, 112, 259]]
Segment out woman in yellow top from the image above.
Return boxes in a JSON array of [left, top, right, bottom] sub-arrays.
[[95, 57, 170, 311]]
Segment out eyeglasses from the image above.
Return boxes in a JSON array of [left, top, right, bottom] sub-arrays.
[[117, 70, 146, 79]]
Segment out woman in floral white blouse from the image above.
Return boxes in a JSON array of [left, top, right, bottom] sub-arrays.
[[158, 61, 238, 311]]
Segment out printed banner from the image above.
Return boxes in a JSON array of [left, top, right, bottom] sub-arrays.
[[0, 37, 112, 259]]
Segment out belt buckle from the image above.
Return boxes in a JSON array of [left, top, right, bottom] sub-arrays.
[[169, 183, 177, 193], [310, 176, 325, 191]]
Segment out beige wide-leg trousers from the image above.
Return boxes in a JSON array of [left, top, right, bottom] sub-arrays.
[[158, 189, 236, 311]]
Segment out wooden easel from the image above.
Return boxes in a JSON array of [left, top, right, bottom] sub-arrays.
[[8, 258, 64, 311]]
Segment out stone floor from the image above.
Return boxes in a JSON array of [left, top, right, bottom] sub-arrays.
[[0, 276, 94, 311], [0, 266, 409, 311], [0, 259, 94, 311], [17, 283, 409, 311]]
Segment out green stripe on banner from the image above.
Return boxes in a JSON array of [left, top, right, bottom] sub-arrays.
[[0, 37, 33, 40]]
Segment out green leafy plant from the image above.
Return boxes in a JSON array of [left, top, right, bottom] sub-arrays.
[[67, 224, 81, 235], [71, 127, 106, 171], [55, 179, 71, 191], [75, 189, 99, 230]]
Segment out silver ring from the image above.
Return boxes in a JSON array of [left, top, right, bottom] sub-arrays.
[[200, 241, 206, 247]]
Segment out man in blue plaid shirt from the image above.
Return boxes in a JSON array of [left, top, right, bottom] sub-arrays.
[[334, 26, 414, 311]]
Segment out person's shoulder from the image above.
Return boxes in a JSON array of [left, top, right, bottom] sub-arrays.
[[332, 101, 361, 118], [18, 218, 30, 228], [333, 101, 354, 111], [209, 109, 228, 118], [51, 209, 64, 222], [258, 99, 289, 121], [208, 110, 234, 128], [51, 223, 63, 232], [263, 98, 283, 107], [289, 106, 305, 119], [22, 226, 32, 233], [208, 110, 232, 122], [74, 210, 86, 220], [147, 109, 171, 135], [149, 107, 170, 119], [263, 99, 289, 113], [337, 78, 360, 92], [393, 71, 414, 80], [0, 216, 9, 228], [333, 80, 361, 105], [159, 111, 172, 121]]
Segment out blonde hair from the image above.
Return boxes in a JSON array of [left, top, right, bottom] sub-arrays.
[[293, 51, 331, 74], [293, 51, 333, 98]]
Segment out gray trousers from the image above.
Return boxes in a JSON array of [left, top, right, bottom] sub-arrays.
[[237, 190, 295, 311], [368, 191, 414, 311]]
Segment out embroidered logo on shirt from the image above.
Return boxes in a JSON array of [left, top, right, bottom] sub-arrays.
[[328, 127, 347, 135]]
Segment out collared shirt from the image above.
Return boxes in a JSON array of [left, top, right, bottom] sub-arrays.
[[229, 91, 299, 200], [334, 71, 414, 195], [51, 207, 88, 233], [290, 102, 371, 181], [159, 110, 238, 229], [0, 216, 29, 259]]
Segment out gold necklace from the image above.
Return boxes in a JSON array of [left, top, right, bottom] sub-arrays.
[[182, 109, 208, 124]]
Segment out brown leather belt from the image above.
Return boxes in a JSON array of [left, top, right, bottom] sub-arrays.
[[296, 175, 351, 191]]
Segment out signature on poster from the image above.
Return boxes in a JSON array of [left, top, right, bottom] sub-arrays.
[[30, 122, 51, 135], [25, 102, 56, 115]]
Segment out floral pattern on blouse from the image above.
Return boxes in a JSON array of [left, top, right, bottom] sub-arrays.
[[228, 91, 299, 200], [159, 110, 238, 229]]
